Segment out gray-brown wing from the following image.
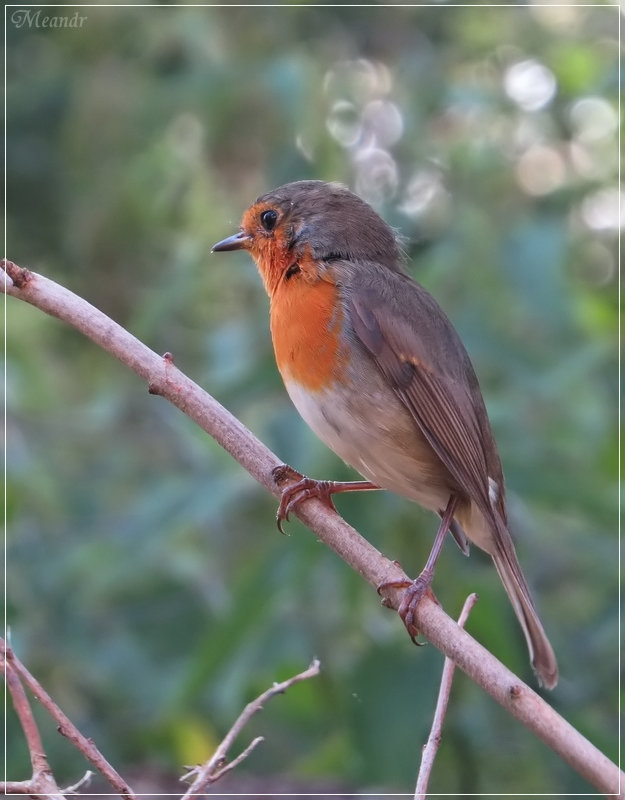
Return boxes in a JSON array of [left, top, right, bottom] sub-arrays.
[[349, 287, 494, 517]]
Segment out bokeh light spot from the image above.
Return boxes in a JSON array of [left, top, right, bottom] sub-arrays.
[[580, 187, 623, 231], [504, 59, 557, 111], [326, 100, 361, 147], [516, 145, 566, 196], [569, 96, 617, 144]]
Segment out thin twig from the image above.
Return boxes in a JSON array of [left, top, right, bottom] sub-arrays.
[[2, 639, 137, 800], [5, 660, 47, 773], [3, 261, 623, 796], [208, 736, 265, 782], [180, 659, 321, 798], [4, 658, 66, 799], [62, 770, 94, 794], [415, 593, 479, 799]]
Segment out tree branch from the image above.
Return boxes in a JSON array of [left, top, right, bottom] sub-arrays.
[[2, 639, 137, 799], [4, 652, 66, 799], [415, 592, 479, 799], [3, 260, 622, 796], [180, 659, 321, 797]]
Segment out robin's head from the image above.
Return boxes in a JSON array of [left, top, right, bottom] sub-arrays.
[[212, 180, 402, 295]]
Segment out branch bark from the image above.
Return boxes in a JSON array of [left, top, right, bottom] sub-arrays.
[[4, 652, 66, 799], [3, 260, 622, 796], [415, 593, 479, 799], [180, 659, 320, 797], [2, 639, 137, 799]]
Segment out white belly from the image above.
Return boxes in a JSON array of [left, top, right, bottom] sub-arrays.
[[283, 377, 451, 514]]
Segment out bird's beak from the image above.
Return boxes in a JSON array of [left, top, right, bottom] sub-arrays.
[[211, 231, 251, 252]]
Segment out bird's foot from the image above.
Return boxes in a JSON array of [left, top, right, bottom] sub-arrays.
[[271, 464, 378, 534], [378, 569, 439, 643], [272, 465, 337, 534]]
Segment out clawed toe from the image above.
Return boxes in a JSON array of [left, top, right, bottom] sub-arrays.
[[271, 464, 379, 532], [272, 464, 302, 486], [378, 572, 438, 643], [272, 466, 338, 533], [276, 479, 337, 533]]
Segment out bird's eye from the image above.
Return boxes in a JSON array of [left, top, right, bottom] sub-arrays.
[[260, 209, 278, 232]]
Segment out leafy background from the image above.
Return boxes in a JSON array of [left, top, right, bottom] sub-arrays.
[[6, 1, 619, 795]]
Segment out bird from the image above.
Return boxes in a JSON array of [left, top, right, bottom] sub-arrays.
[[212, 179, 558, 689]]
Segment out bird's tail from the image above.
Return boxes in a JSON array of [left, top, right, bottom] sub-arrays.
[[490, 515, 558, 689]]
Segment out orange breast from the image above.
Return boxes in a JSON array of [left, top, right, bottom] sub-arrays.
[[270, 276, 346, 392]]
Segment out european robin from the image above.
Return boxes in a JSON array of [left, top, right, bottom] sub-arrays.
[[212, 180, 558, 689]]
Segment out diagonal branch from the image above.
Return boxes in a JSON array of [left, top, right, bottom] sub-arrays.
[[2, 260, 622, 796], [4, 652, 66, 799], [2, 639, 137, 799]]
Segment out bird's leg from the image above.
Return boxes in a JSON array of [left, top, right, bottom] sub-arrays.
[[379, 494, 459, 641], [272, 464, 379, 534]]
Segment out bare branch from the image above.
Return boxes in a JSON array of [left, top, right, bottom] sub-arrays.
[[415, 593, 479, 799], [180, 659, 321, 797], [5, 659, 47, 772], [62, 770, 94, 794], [2, 639, 137, 800], [2, 780, 65, 798], [207, 737, 265, 782], [3, 261, 623, 796], [4, 656, 66, 799]]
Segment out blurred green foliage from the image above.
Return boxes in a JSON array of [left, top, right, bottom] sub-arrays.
[[6, 2, 619, 794]]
